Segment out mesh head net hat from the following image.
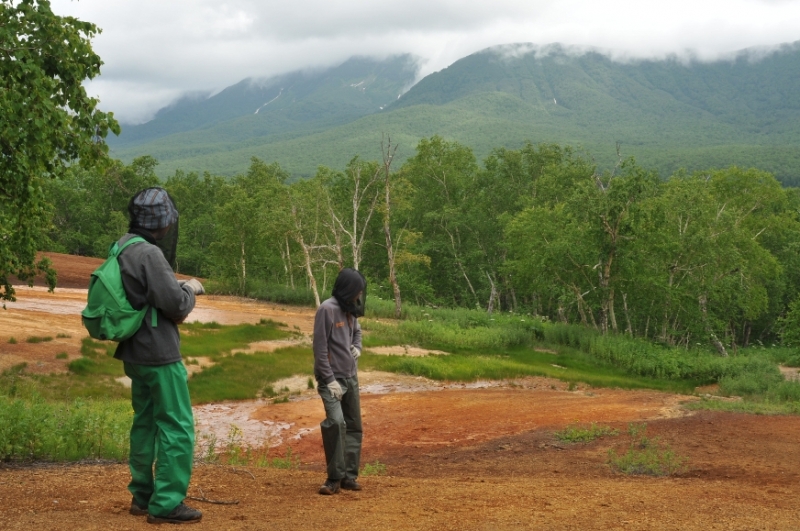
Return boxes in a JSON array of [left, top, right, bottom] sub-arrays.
[[128, 187, 180, 271], [332, 268, 367, 317]]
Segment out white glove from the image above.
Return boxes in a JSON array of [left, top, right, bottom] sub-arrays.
[[327, 380, 343, 401], [350, 345, 361, 360], [183, 278, 205, 295]]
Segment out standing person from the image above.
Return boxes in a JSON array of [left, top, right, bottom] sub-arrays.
[[116, 187, 206, 524], [314, 268, 367, 495]]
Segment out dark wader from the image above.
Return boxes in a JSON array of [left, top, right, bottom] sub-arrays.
[[319, 375, 362, 480]]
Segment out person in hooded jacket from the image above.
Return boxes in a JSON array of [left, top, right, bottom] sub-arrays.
[[313, 268, 367, 495], [116, 187, 206, 524]]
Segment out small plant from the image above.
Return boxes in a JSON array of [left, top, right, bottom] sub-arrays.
[[197, 432, 219, 464], [55, 352, 68, 360], [307, 377, 315, 390], [259, 447, 300, 469], [273, 396, 290, 404], [223, 425, 246, 466], [56, 333, 71, 339], [26, 336, 53, 344], [555, 422, 619, 443], [8, 337, 16, 344], [361, 461, 387, 476], [607, 423, 687, 476]]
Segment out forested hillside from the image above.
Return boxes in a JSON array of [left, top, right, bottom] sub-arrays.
[[44, 137, 800, 353], [110, 42, 800, 184], [109, 55, 417, 150]]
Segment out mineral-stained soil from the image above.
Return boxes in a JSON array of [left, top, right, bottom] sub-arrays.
[[2, 253, 800, 530]]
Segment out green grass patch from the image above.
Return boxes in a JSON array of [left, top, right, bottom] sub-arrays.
[[68, 338, 124, 377], [361, 461, 387, 476], [358, 344, 694, 393], [56, 333, 71, 339], [8, 337, 17, 344], [1, 364, 131, 402], [26, 336, 53, 344], [555, 423, 619, 443], [607, 423, 687, 476], [189, 346, 313, 404], [55, 352, 68, 360], [179, 319, 293, 360], [687, 395, 800, 415]]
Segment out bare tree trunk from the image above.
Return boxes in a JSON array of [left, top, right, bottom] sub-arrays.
[[699, 294, 728, 357], [297, 232, 321, 307], [743, 321, 751, 347], [381, 135, 402, 318], [486, 272, 498, 315], [285, 236, 294, 289], [622, 293, 633, 336], [557, 302, 568, 324], [240, 240, 246, 295], [608, 288, 618, 333], [509, 278, 518, 313]]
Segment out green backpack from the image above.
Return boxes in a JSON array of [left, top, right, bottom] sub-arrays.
[[82, 236, 157, 341]]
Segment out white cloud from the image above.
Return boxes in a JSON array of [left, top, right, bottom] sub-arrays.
[[50, 0, 800, 123]]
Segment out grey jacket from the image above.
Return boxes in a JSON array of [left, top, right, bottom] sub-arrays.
[[114, 233, 196, 365], [313, 297, 362, 384]]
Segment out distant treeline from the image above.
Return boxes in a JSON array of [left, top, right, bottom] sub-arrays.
[[43, 137, 800, 351]]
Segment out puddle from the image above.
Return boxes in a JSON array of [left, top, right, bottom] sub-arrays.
[[367, 345, 449, 357], [191, 372, 578, 452], [194, 400, 294, 454]]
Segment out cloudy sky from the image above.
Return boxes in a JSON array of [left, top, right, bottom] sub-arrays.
[[51, 0, 800, 124]]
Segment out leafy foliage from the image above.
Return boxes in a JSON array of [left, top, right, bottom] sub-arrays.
[[0, 0, 119, 301]]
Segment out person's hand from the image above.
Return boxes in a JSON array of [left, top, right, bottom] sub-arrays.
[[327, 380, 343, 401], [350, 345, 361, 360], [183, 278, 205, 295]]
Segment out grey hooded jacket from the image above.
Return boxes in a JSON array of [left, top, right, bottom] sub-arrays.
[[313, 297, 362, 384]]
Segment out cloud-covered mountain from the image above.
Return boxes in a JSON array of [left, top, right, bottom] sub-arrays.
[[111, 42, 800, 184]]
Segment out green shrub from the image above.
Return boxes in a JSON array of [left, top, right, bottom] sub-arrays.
[[607, 423, 687, 476], [555, 423, 619, 443], [718, 358, 783, 396], [0, 395, 131, 462]]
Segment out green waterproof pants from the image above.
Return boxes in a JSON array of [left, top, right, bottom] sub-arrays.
[[319, 375, 362, 481], [124, 361, 195, 517]]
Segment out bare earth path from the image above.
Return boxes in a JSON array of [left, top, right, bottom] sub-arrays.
[[1, 253, 800, 530]]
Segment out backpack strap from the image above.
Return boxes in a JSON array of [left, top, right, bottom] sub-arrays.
[[114, 235, 155, 327]]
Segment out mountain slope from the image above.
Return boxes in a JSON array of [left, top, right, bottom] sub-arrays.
[[110, 55, 418, 148], [111, 43, 800, 184]]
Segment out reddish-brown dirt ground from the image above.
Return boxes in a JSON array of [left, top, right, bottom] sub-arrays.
[[2, 253, 800, 530]]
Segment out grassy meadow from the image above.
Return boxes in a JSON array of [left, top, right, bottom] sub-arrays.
[[3, 298, 800, 462]]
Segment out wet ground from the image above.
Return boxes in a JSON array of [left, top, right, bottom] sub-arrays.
[[2, 253, 800, 530]]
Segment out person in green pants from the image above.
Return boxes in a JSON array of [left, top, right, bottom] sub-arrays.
[[313, 268, 367, 495], [114, 188, 205, 524]]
